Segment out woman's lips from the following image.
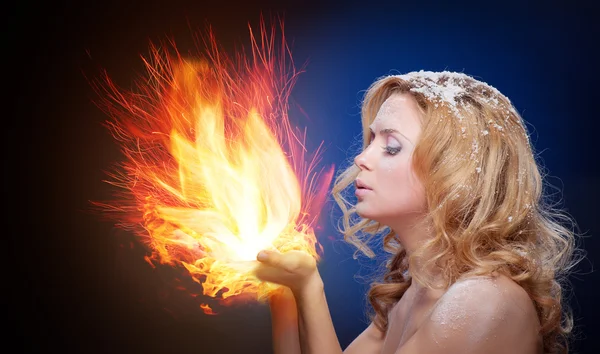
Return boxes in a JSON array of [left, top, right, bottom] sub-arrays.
[[355, 188, 372, 197], [355, 178, 371, 190], [355, 179, 372, 197]]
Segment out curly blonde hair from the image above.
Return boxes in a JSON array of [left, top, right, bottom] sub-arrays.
[[331, 71, 581, 354]]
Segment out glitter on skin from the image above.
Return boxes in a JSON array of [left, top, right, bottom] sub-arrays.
[[429, 277, 510, 348]]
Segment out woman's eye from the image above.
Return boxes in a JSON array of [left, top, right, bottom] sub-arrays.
[[382, 146, 401, 155]]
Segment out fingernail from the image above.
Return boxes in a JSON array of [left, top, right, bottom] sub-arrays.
[[257, 251, 268, 261]]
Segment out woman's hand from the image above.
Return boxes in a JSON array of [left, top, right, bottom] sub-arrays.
[[255, 250, 342, 354], [254, 249, 323, 299]]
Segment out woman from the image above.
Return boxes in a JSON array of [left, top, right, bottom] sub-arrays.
[[253, 71, 579, 354]]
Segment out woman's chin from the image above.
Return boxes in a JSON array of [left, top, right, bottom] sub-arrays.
[[355, 204, 377, 221]]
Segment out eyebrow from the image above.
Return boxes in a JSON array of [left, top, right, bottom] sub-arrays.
[[369, 127, 413, 144]]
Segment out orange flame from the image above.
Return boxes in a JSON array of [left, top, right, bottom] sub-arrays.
[[200, 303, 217, 315], [91, 18, 334, 305]]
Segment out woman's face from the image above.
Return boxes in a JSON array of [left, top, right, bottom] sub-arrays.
[[354, 92, 426, 226]]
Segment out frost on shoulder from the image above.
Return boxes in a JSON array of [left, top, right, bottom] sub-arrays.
[[398, 275, 541, 354]]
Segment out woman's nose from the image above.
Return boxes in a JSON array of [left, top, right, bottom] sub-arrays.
[[354, 149, 371, 171]]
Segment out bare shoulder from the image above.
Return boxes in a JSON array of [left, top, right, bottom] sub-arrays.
[[436, 274, 538, 323], [398, 274, 542, 354]]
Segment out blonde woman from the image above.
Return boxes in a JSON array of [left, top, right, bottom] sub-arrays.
[[254, 71, 579, 354]]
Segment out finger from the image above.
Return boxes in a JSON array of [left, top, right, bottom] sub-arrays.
[[269, 251, 303, 273], [256, 250, 270, 262], [257, 249, 313, 273], [256, 250, 283, 267]]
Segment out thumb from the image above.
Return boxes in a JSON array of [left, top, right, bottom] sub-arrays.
[[258, 249, 310, 273], [256, 250, 283, 267]]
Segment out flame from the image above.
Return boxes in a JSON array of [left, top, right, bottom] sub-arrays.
[[91, 18, 334, 305], [200, 303, 216, 315]]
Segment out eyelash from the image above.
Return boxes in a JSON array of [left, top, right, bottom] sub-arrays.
[[369, 133, 402, 155], [382, 145, 401, 155]]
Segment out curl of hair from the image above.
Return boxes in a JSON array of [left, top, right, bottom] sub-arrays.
[[331, 73, 582, 354]]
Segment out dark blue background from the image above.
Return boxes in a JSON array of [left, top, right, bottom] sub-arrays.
[[10, 0, 599, 353]]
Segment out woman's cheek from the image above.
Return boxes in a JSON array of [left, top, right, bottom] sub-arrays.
[[379, 156, 399, 174], [379, 154, 408, 175]]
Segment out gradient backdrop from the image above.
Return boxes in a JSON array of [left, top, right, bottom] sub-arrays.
[[10, 0, 599, 353]]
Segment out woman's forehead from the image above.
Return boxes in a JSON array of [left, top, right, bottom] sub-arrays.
[[371, 93, 421, 130]]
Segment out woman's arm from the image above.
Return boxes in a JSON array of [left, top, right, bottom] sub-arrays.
[[293, 274, 385, 354], [294, 272, 343, 354], [268, 287, 301, 354]]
